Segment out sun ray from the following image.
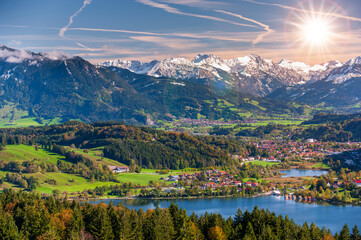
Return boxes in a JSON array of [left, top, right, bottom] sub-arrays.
[[284, 0, 350, 62]]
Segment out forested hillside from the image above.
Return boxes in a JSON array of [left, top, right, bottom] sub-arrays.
[[0, 121, 242, 169], [235, 114, 361, 142]]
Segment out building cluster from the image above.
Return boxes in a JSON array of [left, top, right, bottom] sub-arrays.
[[160, 169, 259, 191], [248, 140, 361, 161]]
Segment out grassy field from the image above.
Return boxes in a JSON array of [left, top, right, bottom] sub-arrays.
[[0, 144, 66, 164], [311, 162, 331, 169], [116, 173, 165, 185], [248, 161, 280, 167], [0, 145, 171, 194], [1, 170, 167, 194], [0, 117, 64, 128], [64, 147, 126, 167]]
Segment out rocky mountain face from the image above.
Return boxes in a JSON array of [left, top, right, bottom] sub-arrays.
[[268, 57, 361, 111], [102, 54, 342, 96]]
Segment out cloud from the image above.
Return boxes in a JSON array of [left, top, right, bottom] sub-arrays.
[[59, 0, 92, 38], [0, 24, 30, 28], [7, 40, 23, 46], [69, 27, 165, 36], [215, 10, 274, 45], [66, 27, 255, 43], [0, 48, 33, 63], [244, 0, 361, 23], [130, 36, 205, 49], [157, 0, 223, 8], [136, 0, 260, 28], [41, 51, 70, 60]]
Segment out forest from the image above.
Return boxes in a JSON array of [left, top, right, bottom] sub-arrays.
[[236, 117, 361, 142], [0, 190, 359, 240], [0, 121, 244, 170]]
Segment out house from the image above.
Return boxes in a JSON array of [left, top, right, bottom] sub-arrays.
[[244, 182, 259, 187], [108, 166, 129, 173], [167, 175, 180, 181], [345, 159, 355, 165], [234, 181, 242, 187], [353, 180, 361, 187]]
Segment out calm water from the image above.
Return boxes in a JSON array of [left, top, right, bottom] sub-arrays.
[[279, 169, 328, 178], [90, 196, 360, 234]]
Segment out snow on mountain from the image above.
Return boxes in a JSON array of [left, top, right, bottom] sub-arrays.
[[325, 57, 361, 84], [101, 54, 345, 96], [102, 54, 339, 83]]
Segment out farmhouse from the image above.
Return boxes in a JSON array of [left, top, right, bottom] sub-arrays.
[[108, 166, 129, 173], [353, 180, 361, 187]]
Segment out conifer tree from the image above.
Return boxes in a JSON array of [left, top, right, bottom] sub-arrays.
[[351, 225, 361, 240], [244, 222, 257, 240], [340, 224, 351, 240]]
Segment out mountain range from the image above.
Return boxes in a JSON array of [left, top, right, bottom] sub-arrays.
[[0, 44, 360, 124], [102, 54, 342, 97], [103, 54, 361, 113]]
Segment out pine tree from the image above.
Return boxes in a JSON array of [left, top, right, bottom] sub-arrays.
[[87, 205, 114, 240], [0, 209, 21, 240], [351, 225, 361, 240], [21, 203, 51, 240], [298, 222, 311, 239], [340, 224, 351, 240], [310, 222, 322, 240], [243, 222, 257, 240], [153, 208, 175, 240]]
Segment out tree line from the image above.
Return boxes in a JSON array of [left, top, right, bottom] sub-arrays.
[[0, 190, 359, 239]]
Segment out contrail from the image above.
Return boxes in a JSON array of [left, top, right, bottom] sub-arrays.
[[59, 0, 92, 38], [244, 0, 361, 23], [136, 0, 260, 29], [216, 10, 274, 45]]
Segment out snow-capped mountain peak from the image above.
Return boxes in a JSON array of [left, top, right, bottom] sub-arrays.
[[345, 56, 361, 66], [326, 56, 361, 84], [100, 54, 344, 96]]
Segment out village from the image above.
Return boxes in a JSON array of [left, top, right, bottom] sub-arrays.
[[240, 139, 361, 162]]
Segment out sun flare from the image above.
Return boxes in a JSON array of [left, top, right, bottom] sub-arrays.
[[301, 18, 332, 47], [285, 0, 349, 59]]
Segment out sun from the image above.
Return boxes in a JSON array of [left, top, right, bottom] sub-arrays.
[[285, 0, 350, 58], [300, 18, 332, 47]]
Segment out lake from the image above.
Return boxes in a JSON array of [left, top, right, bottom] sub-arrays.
[[90, 195, 361, 234], [279, 169, 328, 178]]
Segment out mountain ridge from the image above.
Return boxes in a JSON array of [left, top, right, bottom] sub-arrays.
[[101, 54, 343, 96]]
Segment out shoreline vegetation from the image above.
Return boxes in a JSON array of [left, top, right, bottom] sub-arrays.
[[71, 191, 275, 202], [0, 190, 359, 240]]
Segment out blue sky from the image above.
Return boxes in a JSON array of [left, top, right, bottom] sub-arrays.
[[1, 0, 361, 64]]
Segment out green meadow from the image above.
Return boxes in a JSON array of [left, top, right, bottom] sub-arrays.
[[0, 144, 172, 194], [248, 161, 280, 167]]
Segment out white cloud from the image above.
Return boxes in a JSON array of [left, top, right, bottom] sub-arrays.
[[158, 0, 223, 8], [130, 36, 205, 49], [41, 51, 70, 60], [216, 10, 274, 45], [0, 48, 33, 63], [136, 0, 259, 28], [59, 0, 92, 38]]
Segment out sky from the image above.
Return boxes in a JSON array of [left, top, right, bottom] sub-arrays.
[[1, 0, 361, 65]]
